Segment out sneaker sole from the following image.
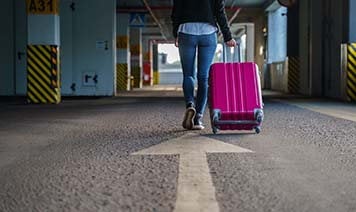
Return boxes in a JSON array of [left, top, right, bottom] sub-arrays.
[[192, 125, 205, 130], [182, 108, 196, 130]]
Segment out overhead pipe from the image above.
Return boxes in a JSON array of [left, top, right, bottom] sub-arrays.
[[229, 8, 241, 25], [218, 7, 241, 41], [140, 0, 167, 39]]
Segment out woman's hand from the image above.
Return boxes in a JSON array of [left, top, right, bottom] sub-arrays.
[[175, 38, 179, 47], [226, 39, 237, 47]]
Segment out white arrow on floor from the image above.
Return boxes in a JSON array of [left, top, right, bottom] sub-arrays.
[[132, 133, 253, 212]]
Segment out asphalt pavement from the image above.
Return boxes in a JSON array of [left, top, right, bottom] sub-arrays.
[[0, 90, 356, 212]]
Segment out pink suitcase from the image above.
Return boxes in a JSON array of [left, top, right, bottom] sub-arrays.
[[209, 62, 264, 134]]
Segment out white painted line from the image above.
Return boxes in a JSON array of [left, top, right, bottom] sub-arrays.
[[133, 133, 253, 212], [279, 100, 356, 122]]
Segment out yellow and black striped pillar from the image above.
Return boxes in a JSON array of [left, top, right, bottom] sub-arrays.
[[116, 63, 129, 91], [347, 43, 356, 102], [152, 44, 159, 85], [27, 45, 60, 104], [26, 0, 60, 104], [288, 56, 300, 94], [116, 35, 130, 91]]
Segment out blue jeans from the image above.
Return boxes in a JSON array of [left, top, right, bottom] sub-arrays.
[[178, 32, 217, 116]]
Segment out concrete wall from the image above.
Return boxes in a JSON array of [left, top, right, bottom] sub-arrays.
[[266, 6, 287, 92], [60, 0, 74, 95], [61, 0, 116, 96], [0, 0, 14, 95]]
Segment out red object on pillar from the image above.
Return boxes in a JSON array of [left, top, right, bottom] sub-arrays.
[[143, 62, 152, 85]]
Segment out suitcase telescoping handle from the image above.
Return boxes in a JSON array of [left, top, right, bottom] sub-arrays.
[[222, 42, 241, 63]]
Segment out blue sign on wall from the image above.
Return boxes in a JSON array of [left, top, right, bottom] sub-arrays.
[[130, 13, 145, 27]]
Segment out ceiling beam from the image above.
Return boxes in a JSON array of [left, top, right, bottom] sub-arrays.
[[117, 6, 242, 13]]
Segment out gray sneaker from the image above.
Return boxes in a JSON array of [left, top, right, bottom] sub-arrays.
[[182, 107, 196, 130], [192, 114, 205, 130]]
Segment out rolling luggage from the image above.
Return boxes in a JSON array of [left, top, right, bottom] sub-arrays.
[[209, 46, 264, 134]]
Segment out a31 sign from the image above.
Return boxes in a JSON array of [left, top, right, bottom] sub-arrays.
[[26, 0, 59, 15]]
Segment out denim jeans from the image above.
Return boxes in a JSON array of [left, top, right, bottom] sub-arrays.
[[178, 32, 217, 116]]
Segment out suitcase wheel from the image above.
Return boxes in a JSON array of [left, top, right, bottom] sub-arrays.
[[255, 127, 261, 134], [212, 126, 219, 134], [211, 110, 220, 134]]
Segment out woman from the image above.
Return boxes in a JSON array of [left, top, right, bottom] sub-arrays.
[[172, 0, 236, 130]]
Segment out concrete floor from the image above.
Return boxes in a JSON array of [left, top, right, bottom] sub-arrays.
[[1, 88, 356, 212]]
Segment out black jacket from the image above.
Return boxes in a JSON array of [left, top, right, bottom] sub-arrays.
[[171, 0, 232, 42]]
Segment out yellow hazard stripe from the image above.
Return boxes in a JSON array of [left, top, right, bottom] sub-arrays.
[[27, 50, 51, 76], [348, 63, 356, 73], [27, 45, 60, 104], [348, 71, 356, 84], [347, 89, 356, 100], [28, 75, 54, 103], [117, 64, 129, 91], [288, 57, 300, 94], [28, 83, 47, 103], [37, 45, 51, 62], [27, 92, 39, 103], [28, 67, 56, 97], [351, 43, 356, 50], [28, 64, 51, 85], [348, 54, 356, 67], [348, 79, 356, 90], [29, 46, 51, 69], [348, 45, 356, 57], [347, 43, 356, 101], [153, 71, 159, 85]]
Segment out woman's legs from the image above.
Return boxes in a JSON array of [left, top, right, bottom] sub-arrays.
[[178, 32, 217, 129]]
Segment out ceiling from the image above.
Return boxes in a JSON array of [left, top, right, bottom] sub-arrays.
[[117, 0, 272, 41]]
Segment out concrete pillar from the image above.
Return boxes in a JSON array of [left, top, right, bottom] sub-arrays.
[[152, 44, 159, 85], [246, 24, 255, 62], [267, 7, 287, 64], [26, 0, 61, 104], [254, 14, 266, 89], [299, 0, 347, 98], [142, 38, 153, 86], [265, 6, 288, 92], [117, 14, 130, 91], [130, 28, 143, 88]]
